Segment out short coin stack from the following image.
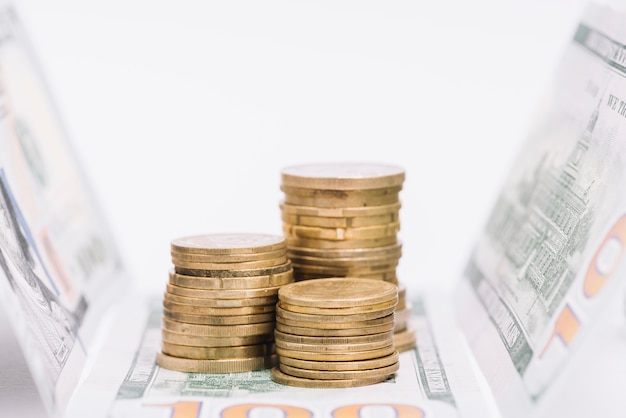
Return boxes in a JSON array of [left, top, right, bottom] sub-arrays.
[[280, 162, 405, 285], [156, 233, 294, 373], [393, 283, 416, 352], [270, 278, 400, 388]]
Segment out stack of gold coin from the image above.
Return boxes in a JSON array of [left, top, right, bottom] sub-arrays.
[[280, 162, 405, 284], [279, 162, 416, 352], [156, 233, 294, 373], [270, 278, 400, 388]]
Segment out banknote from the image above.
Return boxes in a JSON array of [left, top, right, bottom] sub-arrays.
[[0, 2, 129, 417], [73, 294, 490, 418], [455, 2, 626, 417]]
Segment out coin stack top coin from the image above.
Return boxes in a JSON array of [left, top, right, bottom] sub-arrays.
[[271, 277, 400, 388], [157, 233, 294, 373]]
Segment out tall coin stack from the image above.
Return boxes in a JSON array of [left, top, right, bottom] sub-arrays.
[[271, 278, 400, 388], [279, 162, 416, 352], [156, 233, 294, 373]]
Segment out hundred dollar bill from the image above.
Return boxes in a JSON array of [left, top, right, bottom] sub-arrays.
[[63, 294, 492, 418], [0, 3, 130, 417], [456, 3, 626, 417]]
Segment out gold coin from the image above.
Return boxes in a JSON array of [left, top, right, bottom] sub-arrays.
[[275, 321, 395, 337], [291, 263, 397, 278], [278, 277, 397, 308], [162, 329, 274, 347], [163, 309, 274, 325], [294, 272, 398, 283], [170, 248, 287, 263], [286, 253, 400, 268], [282, 192, 399, 209], [166, 283, 282, 300], [276, 313, 394, 330], [283, 223, 400, 241], [270, 367, 390, 388], [277, 299, 397, 315], [276, 344, 395, 361], [274, 336, 392, 353], [274, 329, 394, 346], [280, 201, 402, 218], [280, 163, 405, 191], [161, 341, 275, 360], [169, 269, 294, 290], [278, 350, 399, 371], [286, 236, 397, 250], [163, 317, 275, 337], [281, 211, 400, 229], [280, 185, 403, 198], [163, 300, 276, 316], [171, 233, 286, 255], [394, 328, 417, 352], [172, 256, 290, 271], [157, 352, 276, 373], [175, 261, 292, 278], [164, 290, 277, 308], [278, 362, 398, 381], [276, 304, 395, 323], [286, 242, 402, 259]]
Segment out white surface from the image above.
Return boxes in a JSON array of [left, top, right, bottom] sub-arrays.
[[13, 0, 589, 300]]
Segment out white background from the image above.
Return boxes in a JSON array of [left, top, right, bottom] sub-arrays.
[[13, 0, 591, 300]]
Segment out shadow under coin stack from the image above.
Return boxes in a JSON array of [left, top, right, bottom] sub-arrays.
[[279, 162, 416, 352], [156, 233, 294, 373], [271, 278, 400, 388]]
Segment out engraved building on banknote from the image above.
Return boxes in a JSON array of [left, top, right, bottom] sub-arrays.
[[484, 106, 599, 314]]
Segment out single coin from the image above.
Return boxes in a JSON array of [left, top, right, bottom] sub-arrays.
[[282, 222, 400, 242], [162, 329, 274, 347], [163, 309, 274, 326], [175, 261, 292, 278], [278, 277, 397, 308], [281, 211, 400, 229], [170, 248, 287, 263], [393, 328, 417, 352], [286, 242, 402, 260], [162, 317, 275, 337], [280, 201, 402, 218], [274, 336, 392, 353], [278, 350, 400, 372], [280, 163, 405, 191], [286, 253, 400, 268], [270, 367, 390, 388], [275, 321, 395, 337], [278, 362, 398, 381], [166, 283, 282, 300], [169, 269, 294, 290], [282, 191, 400, 209], [275, 313, 394, 330], [291, 263, 398, 277], [164, 291, 278, 308], [163, 300, 276, 316], [278, 299, 397, 315], [280, 185, 403, 198], [274, 329, 394, 346], [172, 256, 289, 271], [161, 341, 275, 360], [276, 344, 395, 362], [171, 233, 286, 255], [276, 303, 395, 323], [286, 236, 397, 250], [294, 272, 398, 283], [157, 352, 276, 373]]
